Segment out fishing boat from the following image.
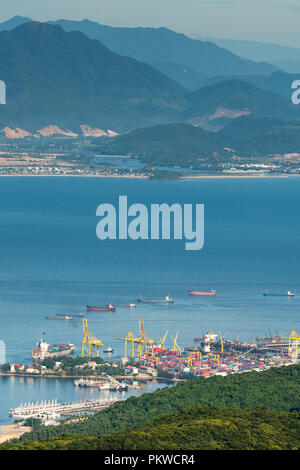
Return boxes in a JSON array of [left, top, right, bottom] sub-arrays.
[[263, 291, 295, 297], [188, 290, 216, 296], [86, 305, 116, 311], [137, 295, 174, 304]]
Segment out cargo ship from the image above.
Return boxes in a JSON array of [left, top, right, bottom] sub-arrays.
[[74, 379, 127, 391], [188, 290, 216, 296], [137, 295, 174, 304], [32, 338, 75, 361], [57, 313, 84, 317], [86, 305, 116, 311], [46, 316, 73, 320], [263, 291, 295, 297]]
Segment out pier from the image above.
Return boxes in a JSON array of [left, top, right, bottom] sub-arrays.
[[10, 397, 120, 420]]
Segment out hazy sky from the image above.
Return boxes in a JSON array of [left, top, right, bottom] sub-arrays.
[[0, 0, 299, 47]]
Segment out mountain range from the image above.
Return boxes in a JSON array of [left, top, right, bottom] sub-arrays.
[[192, 35, 300, 74], [0, 17, 278, 86], [0, 21, 186, 131], [0, 18, 299, 141]]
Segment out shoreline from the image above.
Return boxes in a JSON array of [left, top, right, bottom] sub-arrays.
[[0, 372, 183, 382], [0, 173, 298, 180]]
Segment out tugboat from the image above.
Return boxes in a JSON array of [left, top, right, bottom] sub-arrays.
[[137, 295, 174, 304]]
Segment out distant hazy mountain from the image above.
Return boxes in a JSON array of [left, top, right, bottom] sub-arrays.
[[183, 79, 299, 129], [100, 119, 300, 166], [98, 123, 252, 164], [0, 22, 187, 131], [46, 19, 278, 78], [193, 36, 300, 73], [187, 71, 299, 100], [221, 116, 300, 154], [151, 63, 206, 90], [192, 35, 300, 62], [0, 15, 30, 31], [269, 61, 300, 74]]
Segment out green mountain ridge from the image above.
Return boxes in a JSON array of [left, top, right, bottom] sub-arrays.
[[14, 364, 300, 443], [2, 407, 299, 450]]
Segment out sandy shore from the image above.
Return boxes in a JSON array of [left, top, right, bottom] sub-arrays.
[[0, 424, 31, 443], [180, 174, 299, 179], [0, 174, 148, 179]]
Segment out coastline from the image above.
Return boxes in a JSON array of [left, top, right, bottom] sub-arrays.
[[0, 372, 183, 382], [0, 173, 298, 179]]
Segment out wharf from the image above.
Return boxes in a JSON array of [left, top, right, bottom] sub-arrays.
[[10, 398, 119, 419]]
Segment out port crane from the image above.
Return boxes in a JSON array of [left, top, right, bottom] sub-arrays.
[[158, 329, 169, 351], [171, 332, 180, 353], [138, 318, 155, 356], [116, 318, 154, 359], [116, 331, 143, 359], [82, 318, 103, 359], [288, 330, 300, 361]]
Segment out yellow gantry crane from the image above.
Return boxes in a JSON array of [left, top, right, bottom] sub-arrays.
[[219, 331, 224, 353], [158, 329, 169, 351], [116, 331, 142, 359], [288, 330, 300, 360], [138, 318, 155, 356], [82, 318, 103, 359], [171, 332, 180, 353], [116, 318, 154, 359], [207, 352, 221, 365]]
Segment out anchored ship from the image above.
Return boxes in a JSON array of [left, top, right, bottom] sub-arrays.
[[32, 338, 75, 361], [188, 290, 216, 296], [86, 305, 116, 311], [137, 295, 174, 304], [263, 291, 295, 297]]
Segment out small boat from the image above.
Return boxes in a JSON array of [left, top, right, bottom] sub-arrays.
[[263, 291, 295, 297], [98, 381, 114, 391], [137, 295, 174, 304], [188, 290, 216, 296], [116, 383, 128, 391], [103, 347, 113, 353], [86, 305, 116, 311]]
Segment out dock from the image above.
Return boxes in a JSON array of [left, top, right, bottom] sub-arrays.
[[10, 397, 120, 420]]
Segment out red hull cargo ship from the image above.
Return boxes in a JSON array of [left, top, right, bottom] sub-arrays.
[[188, 290, 216, 296], [86, 305, 115, 312]]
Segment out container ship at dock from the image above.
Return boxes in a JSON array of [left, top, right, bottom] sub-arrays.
[[32, 339, 76, 361]]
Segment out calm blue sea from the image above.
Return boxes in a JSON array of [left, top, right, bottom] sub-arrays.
[[0, 176, 300, 423]]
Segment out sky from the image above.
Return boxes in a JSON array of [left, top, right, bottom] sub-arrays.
[[0, 0, 299, 47]]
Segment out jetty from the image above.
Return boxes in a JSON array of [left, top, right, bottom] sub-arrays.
[[10, 397, 119, 420]]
